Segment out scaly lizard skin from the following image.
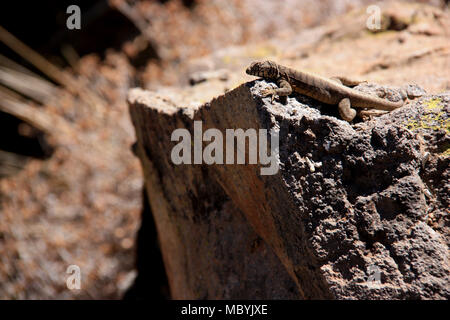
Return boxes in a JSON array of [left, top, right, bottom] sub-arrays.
[[246, 60, 405, 122]]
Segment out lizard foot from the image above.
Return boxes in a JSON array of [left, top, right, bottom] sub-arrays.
[[358, 109, 389, 121], [260, 88, 277, 103], [338, 98, 357, 122]]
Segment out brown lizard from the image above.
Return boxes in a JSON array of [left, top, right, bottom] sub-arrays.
[[246, 60, 405, 122]]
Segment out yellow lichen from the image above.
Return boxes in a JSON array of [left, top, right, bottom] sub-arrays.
[[441, 146, 450, 157], [404, 98, 449, 135], [424, 98, 443, 111]]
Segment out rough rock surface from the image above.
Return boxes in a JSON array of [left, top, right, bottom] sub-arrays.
[[128, 80, 449, 299]]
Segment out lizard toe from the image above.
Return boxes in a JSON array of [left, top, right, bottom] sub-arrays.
[[260, 88, 274, 96], [260, 88, 277, 103]]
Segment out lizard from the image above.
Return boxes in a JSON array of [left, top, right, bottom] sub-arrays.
[[245, 60, 405, 122]]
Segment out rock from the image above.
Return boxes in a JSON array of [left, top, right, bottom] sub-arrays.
[[128, 81, 449, 299], [403, 84, 427, 99]]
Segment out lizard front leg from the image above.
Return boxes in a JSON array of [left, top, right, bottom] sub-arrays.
[[338, 98, 357, 122], [261, 78, 292, 103]]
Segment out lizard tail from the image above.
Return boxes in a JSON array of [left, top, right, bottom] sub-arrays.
[[350, 90, 404, 111]]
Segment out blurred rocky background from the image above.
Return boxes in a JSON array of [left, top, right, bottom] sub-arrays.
[[0, 0, 448, 299]]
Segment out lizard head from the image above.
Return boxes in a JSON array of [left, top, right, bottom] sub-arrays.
[[246, 60, 280, 79]]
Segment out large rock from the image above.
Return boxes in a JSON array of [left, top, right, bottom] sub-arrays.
[[128, 80, 449, 299]]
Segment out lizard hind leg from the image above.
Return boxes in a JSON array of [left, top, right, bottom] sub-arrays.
[[331, 76, 366, 88], [338, 98, 357, 122], [330, 77, 343, 85]]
